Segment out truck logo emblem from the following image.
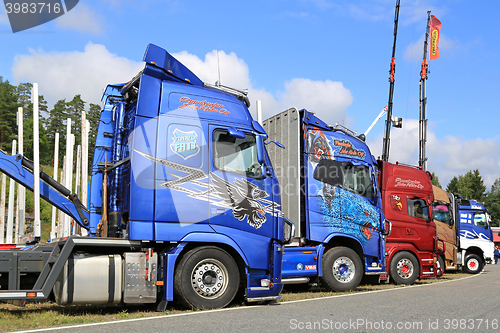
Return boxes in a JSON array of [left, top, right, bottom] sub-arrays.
[[170, 129, 200, 160], [296, 263, 303, 271]]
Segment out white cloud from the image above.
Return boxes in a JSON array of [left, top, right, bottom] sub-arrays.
[[172, 50, 353, 125], [12, 44, 353, 127], [12, 43, 143, 106], [276, 78, 353, 126], [55, 4, 103, 35], [367, 119, 500, 189]]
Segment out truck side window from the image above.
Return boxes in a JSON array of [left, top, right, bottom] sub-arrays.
[[313, 159, 375, 200], [213, 129, 262, 178], [473, 212, 488, 229], [407, 199, 429, 220]]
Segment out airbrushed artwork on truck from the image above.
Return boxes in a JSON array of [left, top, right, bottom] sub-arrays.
[[306, 129, 378, 243], [388, 194, 403, 211], [135, 149, 282, 229], [307, 128, 367, 164], [307, 128, 333, 164], [319, 188, 379, 243]]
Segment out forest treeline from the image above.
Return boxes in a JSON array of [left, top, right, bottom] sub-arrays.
[[0, 77, 100, 167]]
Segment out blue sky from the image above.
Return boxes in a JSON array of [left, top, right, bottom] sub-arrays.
[[1, 0, 499, 189]]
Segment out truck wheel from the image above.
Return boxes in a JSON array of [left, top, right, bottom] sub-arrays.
[[174, 246, 240, 309], [390, 251, 419, 285], [463, 254, 483, 274], [320, 247, 363, 292], [437, 256, 445, 277]]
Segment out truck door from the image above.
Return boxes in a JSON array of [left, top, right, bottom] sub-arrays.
[[388, 195, 435, 251], [306, 130, 382, 257], [208, 126, 276, 268], [152, 116, 211, 240]]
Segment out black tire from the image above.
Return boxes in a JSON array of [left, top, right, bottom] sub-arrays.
[[174, 246, 240, 309], [320, 247, 363, 292], [463, 254, 484, 274], [437, 256, 445, 277], [389, 251, 419, 285]]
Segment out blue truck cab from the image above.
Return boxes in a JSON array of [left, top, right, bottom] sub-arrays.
[[263, 108, 389, 291], [457, 198, 494, 273], [0, 44, 292, 310]]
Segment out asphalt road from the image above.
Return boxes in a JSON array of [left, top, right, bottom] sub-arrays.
[[20, 264, 500, 333]]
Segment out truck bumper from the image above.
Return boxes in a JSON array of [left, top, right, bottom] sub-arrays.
[[419, 252, 438, 279]]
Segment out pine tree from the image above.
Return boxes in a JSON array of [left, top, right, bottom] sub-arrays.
[[446, 176, 459, 194], [431, 172, 441, 187], [66, 95, 85, 148], [23, 118, 50, 164], [17, 82, 48, 119], [484, 178, 500, 227], [447, 170, 486, 201], [0, 77, 19, 152], [44, 99, 68, 168]]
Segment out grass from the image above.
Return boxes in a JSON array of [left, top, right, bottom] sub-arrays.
[[0, 270, 471, 332]]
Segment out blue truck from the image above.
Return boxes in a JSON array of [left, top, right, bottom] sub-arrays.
[[263, 108, 390, 291], [456, 198, 495, 273], [0, 44, 293, 310]]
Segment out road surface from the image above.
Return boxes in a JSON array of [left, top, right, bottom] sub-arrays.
[[17, 264, 500, 333]]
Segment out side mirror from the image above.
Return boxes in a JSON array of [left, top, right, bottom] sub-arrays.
[[256, 135, 265, 164], [228, 127, 245, 139], [265, 140, 285, 149], [252, 120, 268, 139]]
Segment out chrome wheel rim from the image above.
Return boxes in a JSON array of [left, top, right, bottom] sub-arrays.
[[396, 258, 414, 279], [191, 258, 228, 299], [332, 256, 356, 283]]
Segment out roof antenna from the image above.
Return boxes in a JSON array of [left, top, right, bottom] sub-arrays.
[[216, 50, 221, 87]]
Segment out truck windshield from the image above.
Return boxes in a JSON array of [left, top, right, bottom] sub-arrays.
[[433, 204, 451, 225], [473, 212, 489, 229], [213, 129, 262, 178], [313, 159, 375, 200]]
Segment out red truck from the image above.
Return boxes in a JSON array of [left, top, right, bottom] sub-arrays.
[[378, 161, 444, 284]]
